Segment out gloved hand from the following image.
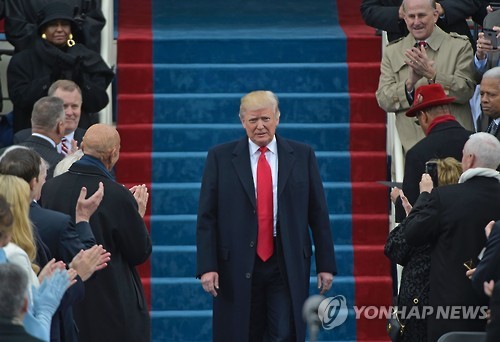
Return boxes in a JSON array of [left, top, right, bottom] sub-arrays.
[[31, 268, 70, 326], [23, 268, 69, 342]]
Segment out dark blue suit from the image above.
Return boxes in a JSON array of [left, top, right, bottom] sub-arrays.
[[14, 128, 86, 147], [19, 135, 63, 179], [196, 135, 337, 341], [472, 221, 500, 295], [30, 201, 93, 342]]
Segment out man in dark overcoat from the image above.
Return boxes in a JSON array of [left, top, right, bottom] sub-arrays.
[[404, 132, 500, 340], [196, 90, 337, 341], [391, 83, 472, 222], [41, 123, 152, 342]]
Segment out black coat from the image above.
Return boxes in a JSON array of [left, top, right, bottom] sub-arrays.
[[395, 120, 472, 222], [404, 177, 500, 340], [7, 39, 114, 132], [30, 201, 95, 265], [0, 322, 44, 342], [385, 205, 430, 342], [196, 136, 336, 342], [19, 135, 63, 180], [41, 161, 152, 342], [360, 0, 486, 44], [4, 0, 105, 53]]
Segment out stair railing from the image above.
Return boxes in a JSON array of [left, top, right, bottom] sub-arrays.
[[382, 31, 404, 290], [99, 0, 115, 125]]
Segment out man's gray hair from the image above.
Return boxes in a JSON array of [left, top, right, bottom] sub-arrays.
[[482, 66, 500, 81], [464, 132, 500, 169], [31, 96, 65, 129], [402, 0, 436, 11], [0, 263, 28, 320]]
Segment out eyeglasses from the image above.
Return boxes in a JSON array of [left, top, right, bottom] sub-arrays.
[[414, 111, 425, 125]]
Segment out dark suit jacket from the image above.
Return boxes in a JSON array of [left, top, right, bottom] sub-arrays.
[[41, 160, 152, 342], [487, 282, 500, 342], [0, 321, 44, 341], [196, 135, 337, 342], [360, 0, 484, 44], [472, 220, 500, 294], [404, 176, 500, 340], [30, 201, 92, 342], [395, 120, 471, 222], [30, 201, 95, 263], [19, 135, 63, 179], [14, 128, 86, 147]]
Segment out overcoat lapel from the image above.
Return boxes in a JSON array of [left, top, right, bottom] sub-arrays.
[[232, 137, 256, 209]]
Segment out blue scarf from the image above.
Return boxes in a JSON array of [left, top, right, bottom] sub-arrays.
[[75, 154, 115, 180]]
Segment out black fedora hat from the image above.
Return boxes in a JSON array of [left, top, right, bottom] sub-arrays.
[[37, 2, 77, 31]]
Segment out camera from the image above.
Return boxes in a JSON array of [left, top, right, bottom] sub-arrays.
[[483, 28, 499, 49]]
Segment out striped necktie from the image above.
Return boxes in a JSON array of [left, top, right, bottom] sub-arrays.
[[60, 137, 69, 155], [487, 121, 498, 136]]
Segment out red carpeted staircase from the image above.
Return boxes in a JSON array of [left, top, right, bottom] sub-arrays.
[[116, 0, 392, 340]]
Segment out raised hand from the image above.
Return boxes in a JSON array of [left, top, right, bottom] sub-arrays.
[[75, 182, 104, 223]]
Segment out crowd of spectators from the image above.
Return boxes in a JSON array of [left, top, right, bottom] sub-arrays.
[[0, 2, 152, 342], [364, 0, 500, 340]]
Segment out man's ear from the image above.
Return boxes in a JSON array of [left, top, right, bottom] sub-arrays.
[[21, 296, 28, 315], [29, 177, 37, 191]]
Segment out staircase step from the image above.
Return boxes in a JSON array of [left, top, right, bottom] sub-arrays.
[[118, 93, 348, 124], [118, 62, 380, 94], [117, 92, 385, 125], [149, 182, 387, 216], [152, 243, 389, 278], [117, 151, 386, 183], [150, 213, 388, 247], [147, 37, 348, 64], [117, 123, 386, 153], [151, 276, 392, 341], [119, 63, 347, 94], [150, 309, 360, 342], [150, 276, 356, 311]]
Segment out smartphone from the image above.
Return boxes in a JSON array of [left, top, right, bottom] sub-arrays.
[[484, 28, 499, 49], [425, 160, 439, 188]]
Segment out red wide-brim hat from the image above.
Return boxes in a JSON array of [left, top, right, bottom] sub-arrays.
[[406, 83, 456, 117]]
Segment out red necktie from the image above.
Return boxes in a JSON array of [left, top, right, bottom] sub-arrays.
[[61, 137, 69, 155], [415, 41, 427, 49], [257, 146, 274, 261]]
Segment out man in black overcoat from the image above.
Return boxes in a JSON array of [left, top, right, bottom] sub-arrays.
[[404, 132, 500, 340], [41, 124, 152, 342], [196, 90, 337, 341]]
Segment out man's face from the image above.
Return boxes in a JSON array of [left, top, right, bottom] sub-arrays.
[[240, 107, 279, 147], [480, 78, 500, 120], [33, 162, 47, 201], [403, 0, 438, 41], [53, 88, 82, 134]]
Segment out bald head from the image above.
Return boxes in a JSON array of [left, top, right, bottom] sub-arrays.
[[81, 124, 120, 170]]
